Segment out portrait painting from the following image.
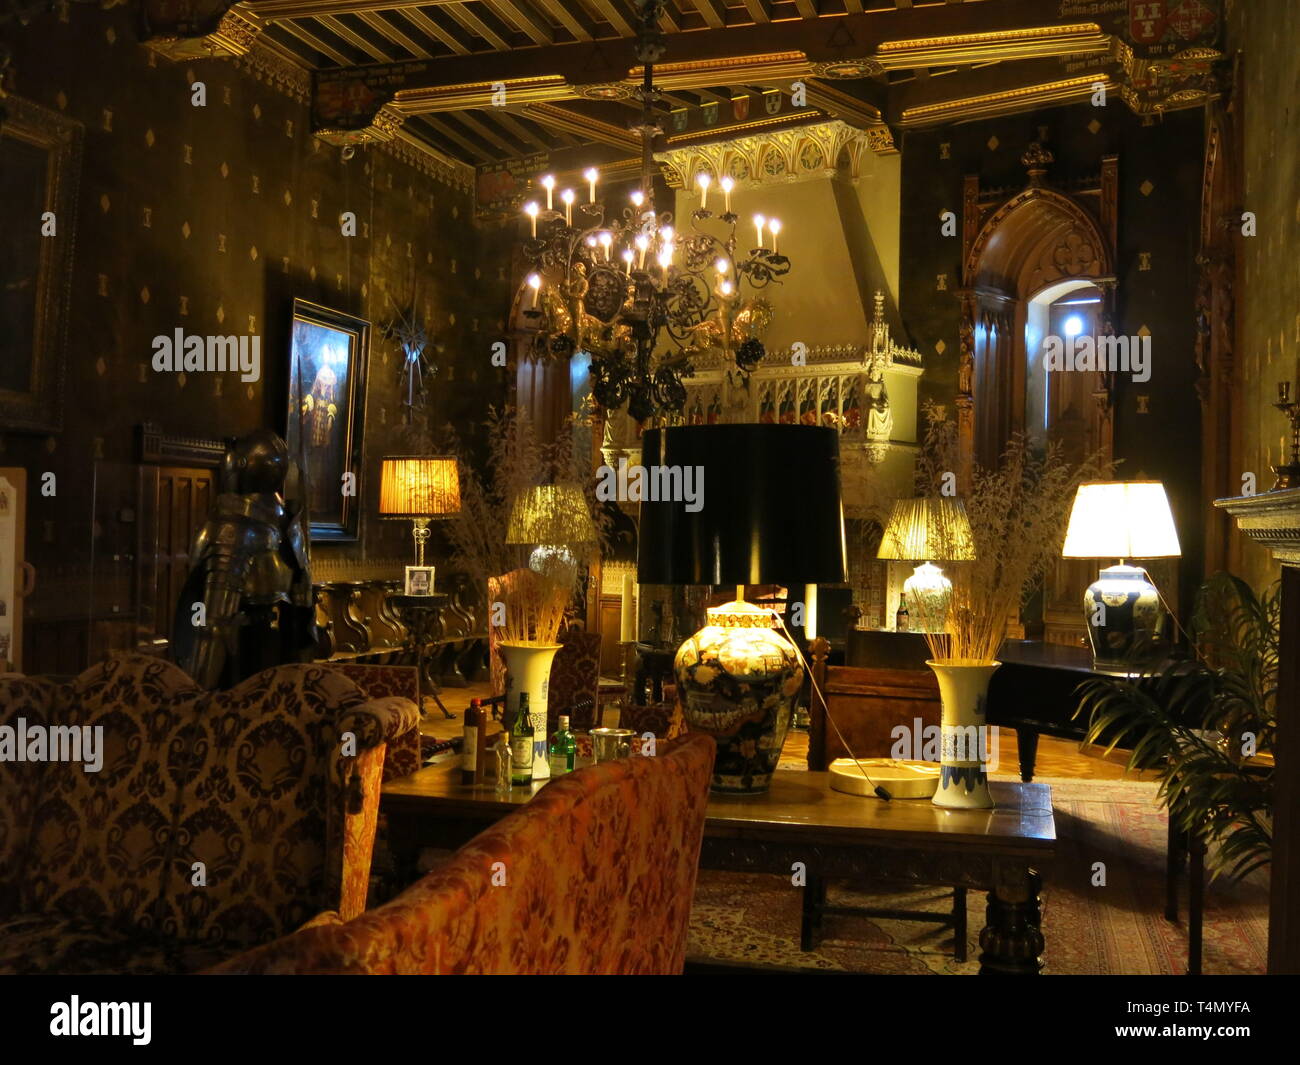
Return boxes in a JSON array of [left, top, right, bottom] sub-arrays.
[[285, 299, 370, 542]]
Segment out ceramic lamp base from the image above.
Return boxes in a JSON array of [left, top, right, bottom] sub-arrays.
[[902, 562, 952, 634], [675, 599, 803, 794], [1083, 563, 1164, 671]]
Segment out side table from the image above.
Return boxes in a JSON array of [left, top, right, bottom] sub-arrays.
[[392, 593, 454, 720]]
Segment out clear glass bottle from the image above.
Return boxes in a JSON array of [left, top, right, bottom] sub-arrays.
[[495, 732, 513, 795], [548, 714, 577, 776]]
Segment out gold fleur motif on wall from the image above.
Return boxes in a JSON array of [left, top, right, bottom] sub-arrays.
[[145, 128, 155, 148], [1140, 180, 1155, 196], [140, 287, 150, 304], [182, 221, 191, 239], [987, 136, 999, 151]]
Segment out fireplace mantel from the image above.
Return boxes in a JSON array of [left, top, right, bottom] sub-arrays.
[[1216, 485, 1300, 974], [1214, 487, 1300, 565]]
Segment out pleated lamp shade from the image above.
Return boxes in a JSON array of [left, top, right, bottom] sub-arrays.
[[505, 483, 597, 545], [877, 497, 977, 563], [378, 456, 461, 519]]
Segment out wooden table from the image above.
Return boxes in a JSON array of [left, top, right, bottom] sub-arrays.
[[382, 767, 1056, 975]]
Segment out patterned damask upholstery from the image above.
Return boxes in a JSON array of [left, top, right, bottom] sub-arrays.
[[619, 700, 687, 743], [0, 655, 418, 974], [334, 663, 422, 780], [211, 733, 717, 975], [548, 626, 602, 732]]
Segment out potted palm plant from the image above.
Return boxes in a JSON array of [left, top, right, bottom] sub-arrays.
[[1074, 572, 1276, 879]]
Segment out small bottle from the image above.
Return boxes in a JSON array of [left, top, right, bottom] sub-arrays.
[[548, 714, 577, 776], [461, 699, 481, 786], [494, 732, 513, 795], [510, 693, 534, 786], [895, 594, 910, 633]]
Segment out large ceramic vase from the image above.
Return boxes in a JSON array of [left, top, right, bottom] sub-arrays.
[[674, 601, 804, 794], [499, 641, 562, 780], [926, 660, 1000, 809]]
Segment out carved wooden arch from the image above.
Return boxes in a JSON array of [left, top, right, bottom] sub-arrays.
[[956, 150, 1119, 487], [962, 186, 1114, 293]]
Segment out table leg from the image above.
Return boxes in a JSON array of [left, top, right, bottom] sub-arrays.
[[1189, 836, 1205, 976], [1166, 819, 1185, 922], [800, 874, 826, 952], [1016, 728, 1039, 783], [978, 867, 1044, 975]]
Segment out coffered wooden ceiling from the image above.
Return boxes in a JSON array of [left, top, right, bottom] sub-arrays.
[[158, 0, 1225, 174]]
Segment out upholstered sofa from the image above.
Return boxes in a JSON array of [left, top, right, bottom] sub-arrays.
[[212, 733, 717, 974], [0, 654, 418, 974]]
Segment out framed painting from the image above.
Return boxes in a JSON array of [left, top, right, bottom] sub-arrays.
[[0, 95, 82, 433], [285, 299, 370, 542]]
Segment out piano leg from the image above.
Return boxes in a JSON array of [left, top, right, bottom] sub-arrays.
[[800, 874, 827, 951], [1016, 728, 1040, 782]]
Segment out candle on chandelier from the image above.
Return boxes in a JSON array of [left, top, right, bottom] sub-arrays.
[[753, 214, 766, 249], [720, 279, 733, 296], [768, 217, 782, 254], [526, 273, 541, 309], [541, 174, 555, 210], [524, 201, 539, 238], [599, 231, 613, 260], [584, 167, 599, 203], [635, 233, 650, 269], [720, 175, 734, 213], [631, 190, 645, 209], [622, 248, 634, 275], [561, 188, 575, 225], [715, 257, 728, 276], [697, 172, 711, 210]]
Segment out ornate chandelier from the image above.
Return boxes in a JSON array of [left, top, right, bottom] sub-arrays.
[[518, 0, 791, 422]]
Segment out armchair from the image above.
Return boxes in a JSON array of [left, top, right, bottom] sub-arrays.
[[212, 733, 717, 974]]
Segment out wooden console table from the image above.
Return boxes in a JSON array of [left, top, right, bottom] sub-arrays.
[[382, 766, 1055, 974]]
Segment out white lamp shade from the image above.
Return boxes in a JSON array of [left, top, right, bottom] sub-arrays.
[[1062, 481, 1181, 560]]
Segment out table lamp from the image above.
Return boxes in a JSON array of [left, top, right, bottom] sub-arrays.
[[505, 482, 597, 577], [1062, 480, 1181, 672], [876, 497, 976, 634], [637, 424, 846, 793], [378, 456, 461, 567]]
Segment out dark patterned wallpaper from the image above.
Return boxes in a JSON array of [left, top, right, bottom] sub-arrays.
[[898, 101, 1205, 607], [1228, 0, 1299, 591], [0, 7, 511, 648]]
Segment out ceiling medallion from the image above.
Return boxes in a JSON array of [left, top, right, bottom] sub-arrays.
[[810, 59, 885, 80], [572, 82, 635, 101]]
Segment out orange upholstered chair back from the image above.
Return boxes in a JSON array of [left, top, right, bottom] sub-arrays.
[[213, 733, 717, 974]]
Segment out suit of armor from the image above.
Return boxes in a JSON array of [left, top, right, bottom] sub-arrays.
[[173, 430, 316, 689]]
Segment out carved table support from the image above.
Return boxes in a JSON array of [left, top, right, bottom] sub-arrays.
[[978, 862, 1044, 975]]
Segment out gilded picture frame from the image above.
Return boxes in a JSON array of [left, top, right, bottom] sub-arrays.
[[0, 95, 83, 433]]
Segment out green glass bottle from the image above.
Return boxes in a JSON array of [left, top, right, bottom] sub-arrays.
[[548, 714, 577, 776], [510, 692, 534, 785]]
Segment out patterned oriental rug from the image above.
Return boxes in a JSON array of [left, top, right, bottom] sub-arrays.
[[686, 777, 1269, 975]]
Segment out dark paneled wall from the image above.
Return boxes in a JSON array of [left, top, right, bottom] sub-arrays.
[[0, 8, 511, 670], [898, 102, 1205, 610]]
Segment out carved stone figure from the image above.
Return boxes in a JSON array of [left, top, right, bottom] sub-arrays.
[[172, 429, 317, 689]]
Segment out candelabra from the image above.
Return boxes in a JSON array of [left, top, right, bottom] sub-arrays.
[[516, 0, 790, 423], [1273, 380, 1300, 490]]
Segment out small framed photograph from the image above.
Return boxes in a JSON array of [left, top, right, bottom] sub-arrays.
[[404, 565, 435, 596]]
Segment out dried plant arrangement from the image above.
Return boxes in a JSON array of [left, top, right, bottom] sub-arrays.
[[914, 402, 1112, 664], [443, 406, 609, 646]]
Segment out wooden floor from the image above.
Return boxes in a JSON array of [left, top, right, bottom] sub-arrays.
[[420, 683, 1158, 782]]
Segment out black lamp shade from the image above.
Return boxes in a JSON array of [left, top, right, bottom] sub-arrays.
[[636, 424, 846, 586]]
